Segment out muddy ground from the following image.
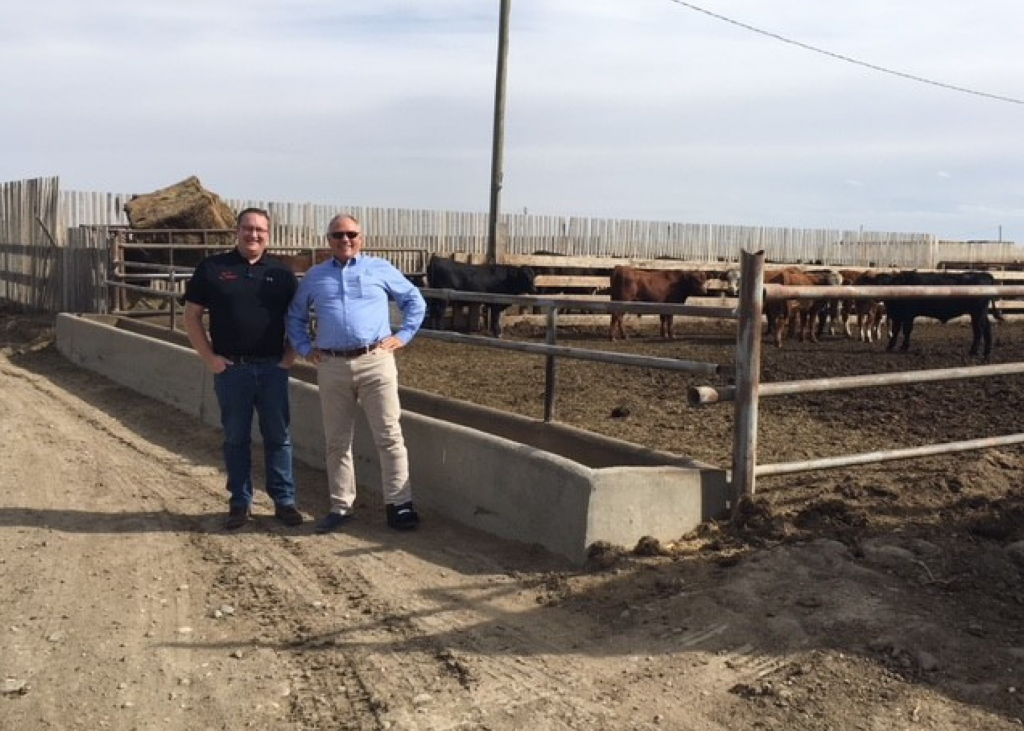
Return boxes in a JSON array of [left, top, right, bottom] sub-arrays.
[[1, 305, 1023, 730]]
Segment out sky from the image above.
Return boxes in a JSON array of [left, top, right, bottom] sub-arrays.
[[2, 0, 1023, 244]]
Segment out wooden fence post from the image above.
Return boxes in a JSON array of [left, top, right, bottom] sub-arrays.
[[731, 250, 765, 502]]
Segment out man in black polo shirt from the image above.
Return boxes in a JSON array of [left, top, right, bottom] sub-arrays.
[[184, 207, 303, 530]]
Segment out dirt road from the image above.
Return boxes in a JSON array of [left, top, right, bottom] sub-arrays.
[[1, 313, 1023, 730]]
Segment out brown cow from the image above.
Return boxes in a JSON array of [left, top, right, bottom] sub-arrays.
[[274, 248, 333, 274], [764, 267, 841, 348], [833, 269, 890, 342], [609, 266, 709, 340]]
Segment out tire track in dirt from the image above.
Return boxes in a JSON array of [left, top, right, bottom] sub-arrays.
[[10, 324, 1023, 729], [237, 530, 731, 730], [0, 357, 293, 728]]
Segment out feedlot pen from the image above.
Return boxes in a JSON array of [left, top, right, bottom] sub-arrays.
[[411, 250, 1024, 504], [104, 245, 1024, 511]]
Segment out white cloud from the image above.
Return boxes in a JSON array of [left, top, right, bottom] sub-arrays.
[[2, 0, 1022, 243]]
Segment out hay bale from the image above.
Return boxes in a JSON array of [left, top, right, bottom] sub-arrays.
[[118, 177, 239, 309], [124, 176, 236, 231]]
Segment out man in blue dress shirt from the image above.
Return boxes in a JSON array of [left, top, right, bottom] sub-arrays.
[[287, 214, 427, 533]]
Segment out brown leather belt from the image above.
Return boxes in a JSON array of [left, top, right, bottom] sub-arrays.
[[321, 342, 380, 358]]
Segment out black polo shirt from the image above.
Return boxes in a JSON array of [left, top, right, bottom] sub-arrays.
[[184, 249, 298, 357]]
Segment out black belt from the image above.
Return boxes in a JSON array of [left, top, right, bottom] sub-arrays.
[[224, 354, 280, 364], [321, 342, 380, 358]]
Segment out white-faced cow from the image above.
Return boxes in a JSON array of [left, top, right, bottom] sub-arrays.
[[425, 256, 537, 338], [879, 270, 1001, 358]]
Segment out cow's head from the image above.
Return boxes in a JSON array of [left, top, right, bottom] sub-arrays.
[[516, 266, 538, 294], [719, 269, 740, 297]]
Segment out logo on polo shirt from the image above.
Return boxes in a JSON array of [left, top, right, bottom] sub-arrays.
[[219, 271, 240, 282]]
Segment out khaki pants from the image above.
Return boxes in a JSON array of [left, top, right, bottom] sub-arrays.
[[317, 351, 412, 513]]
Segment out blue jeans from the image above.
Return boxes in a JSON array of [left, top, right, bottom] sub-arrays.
[[213, 362, 295, 510]]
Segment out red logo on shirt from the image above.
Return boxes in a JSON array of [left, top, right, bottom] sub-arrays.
[[219, 271, 240, 282]]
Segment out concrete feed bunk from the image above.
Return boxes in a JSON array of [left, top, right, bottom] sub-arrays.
[[56, 313, 730, 562]]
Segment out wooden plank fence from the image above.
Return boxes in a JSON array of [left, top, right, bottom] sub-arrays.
[[2, 176, 1022, 313]]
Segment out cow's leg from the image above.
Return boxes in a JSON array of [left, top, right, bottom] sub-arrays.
[[867, 307, 878, 343], [786, 304, 801, 341], [808, 304, 822, 343], [660, 315, 673, 339], [426, 299, 446, 330], [886, 316, 901, 351], [970, 312, 991, 357], [871, 306, 887, 342], [609, 312, 624, 340], [842, 301, 854, 338], [816, 301, 835, 338], [774, 311, 786, 348], [489, 305, 504, 338], [899, 319, 914, 351], [870, 304, 884, 342], [466, 303, 484, 334], [763, 305, 776, 341]]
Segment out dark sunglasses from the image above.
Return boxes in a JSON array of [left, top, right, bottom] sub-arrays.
[[328, 231, 360, 241]]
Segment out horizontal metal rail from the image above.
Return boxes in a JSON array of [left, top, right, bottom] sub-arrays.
[[764, 283, 1024, 300], [420, 287, 738, 319], [729, 252, 1024, 497], [419, 329, 726, 376], [112, 259, 194, 274], [756, 432, 1024, 477], [116, 242, 230, 251], [689, 361, 1024, 405], [105, 281, 179, 297]]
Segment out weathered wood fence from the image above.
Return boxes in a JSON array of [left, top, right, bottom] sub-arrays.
[[3, 176, 1022, 313]]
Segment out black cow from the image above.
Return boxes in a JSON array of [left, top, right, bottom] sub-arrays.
[[881, 270, 1001, 358], [425, 256, 537, 337]]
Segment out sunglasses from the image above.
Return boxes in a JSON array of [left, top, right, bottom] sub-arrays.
[[328, 231, 361, 241]]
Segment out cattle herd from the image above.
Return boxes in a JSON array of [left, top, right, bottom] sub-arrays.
[[753, 267, 1000, 358], [124, 245, 1006, 359], [406, 257, 1003, 360]]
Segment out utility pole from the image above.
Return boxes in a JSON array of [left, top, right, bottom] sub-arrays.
[[486, 0, 511, 265]]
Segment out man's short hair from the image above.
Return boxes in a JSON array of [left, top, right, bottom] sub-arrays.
[[236, 207, 270, 227]]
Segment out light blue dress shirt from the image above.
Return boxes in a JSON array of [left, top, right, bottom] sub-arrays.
[[286, 254, 426, 358]]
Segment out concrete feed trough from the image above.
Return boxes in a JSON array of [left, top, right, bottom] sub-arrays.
[[56, 313, 730, 563]]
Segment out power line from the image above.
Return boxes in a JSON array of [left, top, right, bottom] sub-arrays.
[[666, 0, 1024, 105]]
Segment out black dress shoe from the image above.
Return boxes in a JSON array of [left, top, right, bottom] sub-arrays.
[[224, 506, 250, 530], [274, 504, 304, 527], [386, 501, 420, 530], [315, 512, 352, 534]]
